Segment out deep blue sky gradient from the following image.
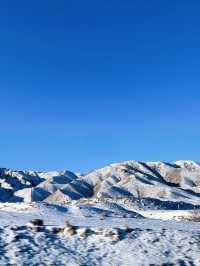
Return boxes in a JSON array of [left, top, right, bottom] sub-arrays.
[[0, 0, 200, 172]]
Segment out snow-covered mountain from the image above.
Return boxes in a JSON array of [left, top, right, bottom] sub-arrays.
[[1, 160, 200, 208], [84, 160, 200, 208]]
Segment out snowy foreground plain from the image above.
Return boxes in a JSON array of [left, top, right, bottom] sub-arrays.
[[1, 160, 200, 265], [1, 202, 200, 266]]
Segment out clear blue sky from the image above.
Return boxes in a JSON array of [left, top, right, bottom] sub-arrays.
[[0, 0, 200, 172]]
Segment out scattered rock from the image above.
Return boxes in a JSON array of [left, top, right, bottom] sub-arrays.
[[77, 227, 89, 238], [29, 219, 44, 227], [50, 227, 63, 234], [62, 227, 76, 236], [125, 225, 134, 233], [111, 233, 120, 242], [31, 226, 42, 233]]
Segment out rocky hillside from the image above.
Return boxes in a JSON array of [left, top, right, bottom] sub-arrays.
[[1, 161, 200, 209]]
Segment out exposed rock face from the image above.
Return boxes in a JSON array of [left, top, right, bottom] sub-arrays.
[[84, 161, 200, 207], [1, 161, 200, 208]]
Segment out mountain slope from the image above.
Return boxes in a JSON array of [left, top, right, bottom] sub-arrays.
[[1, 160, 200, 209]]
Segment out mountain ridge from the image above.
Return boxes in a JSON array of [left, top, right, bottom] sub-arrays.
[[0, 160, 200, 209]]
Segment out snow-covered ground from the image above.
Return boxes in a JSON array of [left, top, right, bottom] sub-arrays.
[[0, 202, 199, 265], [1, 221, 200, 266]]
